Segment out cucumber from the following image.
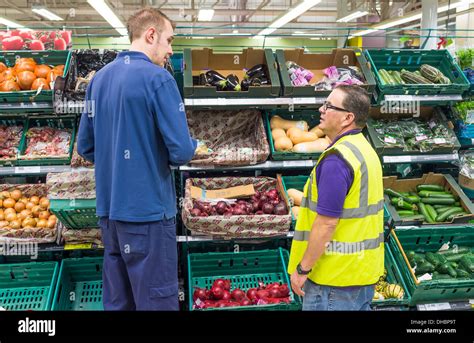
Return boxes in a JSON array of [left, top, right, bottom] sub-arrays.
[[433, 205, 447, 209], [418, 190, 455, 199], [385, 188, 404, 198], [460, 255, 474, 273], [436, 207, 465, 222], [415, 261, 435, 275], [450, 262, 458, 269], [447, 265, 457, 278], [454, 201, 461, 206], [418, 203, 434, 223], [385, 189, 419, 203], [414, 254, 426, 265], [421, 197, 456, 205], [391, 197, 417, 211], [438, 246, 472, 256], [436, 262, 450, 274], [432, 272, 452, 280], [425, 204, 438, 222], [426, 252, 441, 267], [455, 268, 470, 278], [417, 184, 445, 192]]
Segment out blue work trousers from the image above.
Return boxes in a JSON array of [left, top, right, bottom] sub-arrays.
[[99, 217, 179, 311]]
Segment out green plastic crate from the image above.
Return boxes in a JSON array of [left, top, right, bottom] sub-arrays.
[[0, 116, 26, 166], [183, 48, 281, 98], [265, 111, 324, 160], [281, 175, 308, 229], [366, 107, 461, 156], [188, 248, 301, 311], [49, 199, 98, 230], [371, 244, 411, 310], [0, 261, 59, 311], [365, 49, 470, 98], [52, 257, 103, 311], [389, 226, 474, 305], [17, 115, 76, 166], [276, 48, 376, 97], [0, 50, 71, 103]]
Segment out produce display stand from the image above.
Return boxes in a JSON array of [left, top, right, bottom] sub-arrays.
[[0, 43, 472, 314]]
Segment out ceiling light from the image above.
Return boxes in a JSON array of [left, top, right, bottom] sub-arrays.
[[198, 9, 215, 21], [256, 0, 322, 36], [0, 17, 24, 28], [87, 0, 127, 36], [336, 10, 369, 22], [291, 33, 323, 36], [32, 6, 63, 21], [350, 0, 474, 37]]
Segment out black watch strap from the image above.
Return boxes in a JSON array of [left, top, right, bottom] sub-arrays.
[[297, 263, 312, 275]]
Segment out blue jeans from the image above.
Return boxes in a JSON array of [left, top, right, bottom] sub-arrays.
[[302, 279, 374, 311], [99, 216, 179, 311]]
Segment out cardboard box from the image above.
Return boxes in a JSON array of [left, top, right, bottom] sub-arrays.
[[183, 48, 281, 98], [190, 184, 255, 200], [459, 173, 474, 191], [276, 48, 376, 97], [383, 173, 474, 226]]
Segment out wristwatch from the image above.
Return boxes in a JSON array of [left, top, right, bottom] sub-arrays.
[[296, 263, 312, 275]]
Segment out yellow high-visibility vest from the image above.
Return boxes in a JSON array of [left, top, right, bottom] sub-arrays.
[[288, 132, 384, 286]]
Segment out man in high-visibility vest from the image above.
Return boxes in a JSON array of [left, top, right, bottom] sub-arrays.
[[288, 85, 384, 311]]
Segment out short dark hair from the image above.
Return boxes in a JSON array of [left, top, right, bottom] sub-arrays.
[[126, 7, 175, 43], [336, 85, 370, 128]]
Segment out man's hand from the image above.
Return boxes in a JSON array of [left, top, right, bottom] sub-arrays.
[[290, 271, 307, 297]]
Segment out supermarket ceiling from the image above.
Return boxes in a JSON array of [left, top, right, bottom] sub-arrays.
[[0, 0, 469, 37]]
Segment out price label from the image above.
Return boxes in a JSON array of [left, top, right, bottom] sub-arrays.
[[14, 166, 41, 174], [415, 134, 428, 141], [466, 110, 474, 124], [217, 98, 227, 106], [64, 243, 93, 250], [383, 156, 412, 163], [418, 302, 451, 311], [402, 166, 412, 177], [428, 120, 437, 129], [433, 138, 446, 144], [384, 136, 397, 144]]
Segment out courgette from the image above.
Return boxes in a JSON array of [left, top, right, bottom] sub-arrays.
[[418, 202, 434, 223], [425, 204, 438, 222], [418, 190, 455, 199], [435, 206, 462, 214], [436, 262, 450, 274], [436, 207, 465, 222], [421, 197, 456, 205], [460, 255, 474, 273], [391, 197, 417, 211], [426, 252, 441, 267], [432, 272, 452, 280], [385, 188, 404, 198], [416, 184, 445, 192], [415, 261, 435, 275]]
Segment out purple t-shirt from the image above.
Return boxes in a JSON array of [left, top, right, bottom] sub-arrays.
[[315, 129, 361, 218]]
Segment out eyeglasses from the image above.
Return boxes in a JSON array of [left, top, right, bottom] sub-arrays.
[[321, 101, 351, 113]]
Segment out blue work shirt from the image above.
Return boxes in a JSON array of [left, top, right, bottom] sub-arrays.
[[77, 51, 197, 222]]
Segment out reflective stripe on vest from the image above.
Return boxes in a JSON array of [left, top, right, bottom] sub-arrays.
[[293, 231, 384, 253], [300, 140, 384, 219]]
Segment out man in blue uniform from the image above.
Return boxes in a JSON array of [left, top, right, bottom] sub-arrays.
[[77, 8, 197, 310]]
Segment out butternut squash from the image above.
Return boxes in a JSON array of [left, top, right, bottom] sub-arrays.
[[274, 136, 293, 151], [291, 206, 300, 219], [309, 125, 325, 138], [292, 138, 329, 153], [287, 127, 318, 145], [271, 128, 286, 141], [287, 188, 303, 206], [270, 115, 309, 131]]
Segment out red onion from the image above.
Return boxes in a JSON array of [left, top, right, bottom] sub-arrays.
[[222, 290, 232, 301], [199, 212, 209, 217], [215, 201, 228, 215], [254, 190, 262, 199], [247, 288, 258, 301], [240, 298, 252, 306], [190, 208, 201, 217], [255, 210, 264, 215], [193, 288, 207, 301], [279, 284, 290, 297], [262, 203, 274, 214], [231, 289, 246, 301], [256, 289, 270, 299], [223, 279, 231, 291], [269, 288, 281, 298], [273, 201, 288, 215], [211, 286, 224, 300], [265, 189, 279, 200], [213, 279, 226, 288]]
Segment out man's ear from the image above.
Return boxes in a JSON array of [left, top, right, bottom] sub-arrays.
[[144, 27, 156, 44], [342, 112, 356, 128]]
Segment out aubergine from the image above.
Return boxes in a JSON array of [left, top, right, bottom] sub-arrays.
[[204, 70, 227, 89], [245, 64, 268, 79], [225, 74, 241, 91]]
